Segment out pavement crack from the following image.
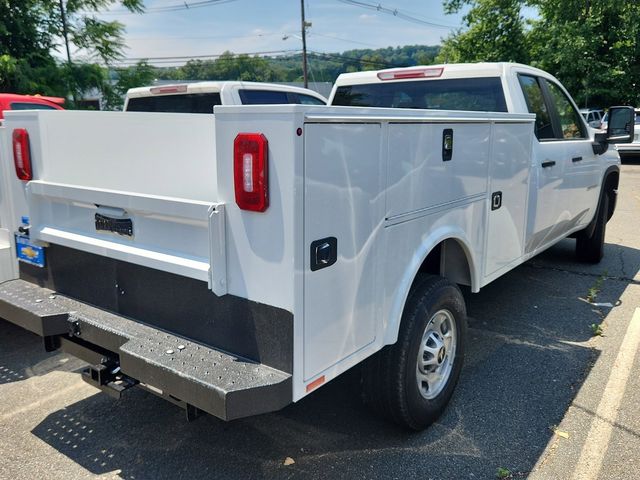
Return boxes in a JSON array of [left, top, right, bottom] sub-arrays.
[[526, 263, 640, 286], [618, 248, 629, 278]]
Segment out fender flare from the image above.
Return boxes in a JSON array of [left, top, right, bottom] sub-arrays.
[[382, 227, 478, 346], [582, 165, 620, 238]]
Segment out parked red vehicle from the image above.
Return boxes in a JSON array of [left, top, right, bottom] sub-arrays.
[[0, 94, 64, 120]]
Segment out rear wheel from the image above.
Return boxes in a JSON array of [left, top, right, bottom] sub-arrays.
[[362, 274, 466, 430], [576, 194, 609, 264]]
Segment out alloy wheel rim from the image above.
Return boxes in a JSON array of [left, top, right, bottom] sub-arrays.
[[416, 309, 457, 400]]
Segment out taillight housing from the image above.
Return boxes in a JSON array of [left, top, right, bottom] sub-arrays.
[[234, 133, 268, 212], [12, 128, 32, 181]]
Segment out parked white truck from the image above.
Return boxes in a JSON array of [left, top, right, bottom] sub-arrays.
[[0, 63, 634, 430], [123, 80, 327, 112]]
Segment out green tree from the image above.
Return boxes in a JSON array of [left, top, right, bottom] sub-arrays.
[[0, 0, 143, 104], [103, 60, 156, 110], [439, 0, 640, 107], [438, 0, 529, 63], [528, 0, 640, 107]]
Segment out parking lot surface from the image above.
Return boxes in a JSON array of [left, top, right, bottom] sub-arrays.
[[2, 161, 640, 480]]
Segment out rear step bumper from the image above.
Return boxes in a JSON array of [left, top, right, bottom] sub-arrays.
[[0, 279, 292, 420]]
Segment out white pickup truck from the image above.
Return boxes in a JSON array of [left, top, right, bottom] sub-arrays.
[[0, 63, 634, 430]]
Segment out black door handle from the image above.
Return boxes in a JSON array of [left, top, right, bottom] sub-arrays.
[[310, 237, 337, 271], [572, 156, 583, 163], [541, 160, 556, 168]]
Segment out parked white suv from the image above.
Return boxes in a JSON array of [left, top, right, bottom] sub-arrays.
[[580, 108, 604, 129]]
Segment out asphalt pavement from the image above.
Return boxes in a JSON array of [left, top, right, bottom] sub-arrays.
[[1, 161, 640, 480]]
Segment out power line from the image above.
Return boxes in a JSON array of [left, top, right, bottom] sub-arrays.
[[127, 32, 284, 41], [308, 32, 381, 48], [88, 0, 237, 16], [110, 48, 407, 69], [337, 0, 457, 29], [111, 48, 300, 66], [308, 51, 403, 68]]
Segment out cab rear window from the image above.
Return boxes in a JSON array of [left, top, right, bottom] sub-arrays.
[[332, 77, 507, 112], [126, 93, 222, 113], [238, 89, 325, 105]]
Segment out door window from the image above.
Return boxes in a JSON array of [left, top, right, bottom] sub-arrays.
[[518, 75, 555, 140], [544, 80, 586, 139]]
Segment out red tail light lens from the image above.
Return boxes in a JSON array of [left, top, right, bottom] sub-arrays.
[[234, 133, 268, 212], [12, 128, 32, 181]]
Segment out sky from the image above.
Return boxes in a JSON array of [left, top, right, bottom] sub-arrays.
[[90, 0, 469, 67]]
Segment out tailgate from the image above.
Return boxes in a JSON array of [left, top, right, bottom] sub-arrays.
[[4, 110, 227, 294]]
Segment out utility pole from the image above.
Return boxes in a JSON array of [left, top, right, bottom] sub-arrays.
[[58, 0, 77, 104], [300, 0, 309, 88]]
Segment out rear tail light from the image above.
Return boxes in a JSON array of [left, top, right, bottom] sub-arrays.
[[377, 67, 444, 81], [12, 128, 32, 181], [234, 133, 268, 212]]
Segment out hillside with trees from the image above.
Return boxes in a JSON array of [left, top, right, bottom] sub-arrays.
[[153, 45, 441, 83]]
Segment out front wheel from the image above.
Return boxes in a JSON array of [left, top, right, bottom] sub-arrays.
[[362, 274, 467, 430]]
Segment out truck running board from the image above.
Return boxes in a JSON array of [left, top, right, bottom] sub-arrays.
[[0, 279, 292, 421]]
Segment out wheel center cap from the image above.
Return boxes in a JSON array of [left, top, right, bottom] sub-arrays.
[[437, 347, 446, 364]]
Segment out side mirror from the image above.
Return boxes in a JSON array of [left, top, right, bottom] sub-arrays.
[[606, 106, 635, 144]]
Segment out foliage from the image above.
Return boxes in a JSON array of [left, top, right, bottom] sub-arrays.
[[438, 0, 529, 64], [0, 0, 143, 105], [496, 467, 512, 479], [439, 0, 640, 107], [103, 61, 157, 110], [527, 0, 640, 107]]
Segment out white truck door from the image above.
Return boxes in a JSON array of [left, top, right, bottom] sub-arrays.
[[517, 73, 572, 252], [484, 121, 533, 277], [303, 122, 384, 381], [542, 79, 601, 224]]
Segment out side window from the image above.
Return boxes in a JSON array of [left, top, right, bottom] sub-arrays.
[[518, 75, 555, 140], [544, 80, 586, 139], [298, 94, 325, 105], [9, 102, 58, 111], [238, 90, 289, 104]]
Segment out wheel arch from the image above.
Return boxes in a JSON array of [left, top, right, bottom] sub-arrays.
[[603, 166, 619, 222], [383, 228, 478, 346]]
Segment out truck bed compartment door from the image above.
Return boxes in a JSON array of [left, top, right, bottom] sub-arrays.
[[484, 122, 532, 277], [303, 123, 384, 381]]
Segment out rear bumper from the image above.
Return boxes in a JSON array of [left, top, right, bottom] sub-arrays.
[[0, 279, 292, 420]]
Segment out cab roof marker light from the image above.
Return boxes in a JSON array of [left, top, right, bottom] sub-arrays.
[[150, 85, 188, 94], [377, 67, 444, 81]]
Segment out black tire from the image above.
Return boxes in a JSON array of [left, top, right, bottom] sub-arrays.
[[576, 194, 609, 263], [362, 274, 467, 430]]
